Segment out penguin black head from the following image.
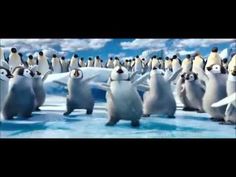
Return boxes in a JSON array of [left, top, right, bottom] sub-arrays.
[[52, 54, 57, 58], [132, 58, 135, 61], [39, 51, 43, 56], [61, 56, 65, 60], [165, 57, 169, 60], [109, 57, 113, 60], [111, 66, 129, 81], [88, 57, 92, 61], [96, 56, 99, 59], [101, 59, 103, 63], [74, 54, 78, 58], [70, 69, 83, 79], [207, 64, 226, 74], [13, 66, 34, 78], [125, 59, 128, 62], [11, 48, 17, 53], [80, 57, 84, 61], [0, 66, 13, 81], [158, 57, 162, 60], [186, 54, 191, 59], [142, 58, 145, 61], [172, 55, 177, 59], [212, 47, 218, 53], [152, 55, 157, 59], [115, 57, 119, 60], [29, 55, 33, 60], [222, 58, 228, 63], [185, 72, 198, 81]]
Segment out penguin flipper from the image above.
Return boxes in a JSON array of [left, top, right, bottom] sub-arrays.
[[137, 84, 150, 92], [167, 68, 182, 83], [225, 103, 234, 118], [42, 70, 53, 82], [93, 82, 111, 92], [211, 93, 236, 107], [82, 74, 99, 84], [132, 72, 150, 87], [130, 71, 139, 81], [53, 80, 67, 87]]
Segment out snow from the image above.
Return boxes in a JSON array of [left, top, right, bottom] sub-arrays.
[[1, 68, 236, 138]]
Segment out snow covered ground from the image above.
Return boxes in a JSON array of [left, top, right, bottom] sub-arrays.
[[0, 95, 235, 138], [0, 68, 235, 138]]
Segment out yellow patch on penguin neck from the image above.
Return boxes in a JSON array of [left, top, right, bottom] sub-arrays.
[[206, 52, 221, 67], [228, 55, 236, 72]]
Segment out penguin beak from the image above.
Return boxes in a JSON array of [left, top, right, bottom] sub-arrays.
[[153, 67, 157, 70], [206, 67, 211, 71], [7, 73, 13, 78], [74, 70, 79, 77], [30, 71, 35, 77]]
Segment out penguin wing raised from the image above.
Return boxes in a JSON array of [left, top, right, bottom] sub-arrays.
[[167, 68, 183, 83], [136, 84, 150, 92], [82, 74, 100, 84], [132, 72, 150, 87], [92, 82, 111, 92], [53, 80, 67, 87], [211, 92, 236, 107], [42, 70, 53, 82]]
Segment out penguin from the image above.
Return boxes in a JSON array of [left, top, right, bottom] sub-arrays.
[[113, 57, 120, 68], [51, 54, 62, 73], [96, 66, 150, 127], [124, 59, 129, 69], [151, 55, 159, 69], [196, 64, 227, 121], [87, 57, 94, 67], [172, 55, 181, 73], [0, 66, 13, 112], [182, 54, 192, 73], [192, 52, 205, 74], [141, 58, 148, 74], [8, 48, 22, 72], [228, 54, 236, 73], [147, 57, 153, 71], [164, 57, 173, 80], [94, 56, 102, 67], [63, 69, 96, 116], [60, 56, 69, 73], [158, 57, 164, 69], [106, 57, 114, 68], [69, 54, 79, 70], [3, 67, 35, 119], [205, 47, 222, 69], [133, 55, 142, 74], [176, 72, 196, 111], [79, 57, 86, 67], [131, 58, 135, 69], [222, 58, 228, 71], [127, 59, 132, 71], [27, 55, 37, 66], [0, 47, 9, 69], [37, 51, 50, 75], [142, 67, 177, 118], [100, 59, 104, 67], [183, 72, 205, 112]]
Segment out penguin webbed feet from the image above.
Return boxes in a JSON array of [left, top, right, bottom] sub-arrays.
[[167, 115, 175, 119], [182, 107, 197, 111], [210, 117, 224, 122], [86, 109, 93, 115], [131, 120, 140, 127], [142, 114, 150, 117], [219, 121, 235, 125]]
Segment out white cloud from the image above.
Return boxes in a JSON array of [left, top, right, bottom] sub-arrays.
[[140, 49, 160, 59], [108, 52, 126, 58], [120, 39, 168, 50], [173, 39, 235, 48]]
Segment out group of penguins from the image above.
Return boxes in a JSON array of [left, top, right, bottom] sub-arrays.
[[0, 46, 235, 127]]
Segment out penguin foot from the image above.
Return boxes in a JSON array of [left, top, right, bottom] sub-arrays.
[[167, 115, 175, 119], [86, 109, 93, 115], [35, 108, 41, 111], [63, 112, 71, 116], [142, 114, 150, 117], [131, 120, 140, 127], [219, 121, 235, 125], [106, 121, 117, 126], [210, 117, 224, 122], [197, 109, 205, 113], [183, 107, 196, 111]]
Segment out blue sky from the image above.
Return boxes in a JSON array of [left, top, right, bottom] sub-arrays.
[[1, 39, 235, 61]]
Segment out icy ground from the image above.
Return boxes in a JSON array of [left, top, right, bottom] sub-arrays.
[[1, 95, 235, 138]]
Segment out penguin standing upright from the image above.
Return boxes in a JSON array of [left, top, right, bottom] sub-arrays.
[[27, 55, 37, 66], [192, 52, 205, 74], [79, 57, 86, 67], [69, 54, 79, 70], [0, 47, 9, 69], [147, 58, 152, 71], [151, 56, 159, 69], [0, 66, 13, 112], [113, 57, 120, 68], [222, 58, 228, 70], [205, 47, 222, 69], [52, 54, 62, 73], [158, 57, 164, 69], [87, 57, 94, 67], [106, 57, 114, 68], [133, 55, 142, 74], [141, 58, 148, 74], [172, 55, 181, 73], [94, 56, 102, 67], [37, 51, 50, 75], [164, 57, 173, 80], [182, 54, 192, 73], [60, 56, 69, 73], [3, 67, 35, 119], [8, 48, 22, 72]]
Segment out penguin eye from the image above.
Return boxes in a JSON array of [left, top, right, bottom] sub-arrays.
[[1, 72, 4, 74]]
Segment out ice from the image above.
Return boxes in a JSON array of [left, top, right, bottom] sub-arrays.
[[0, 68, 235, 138]]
